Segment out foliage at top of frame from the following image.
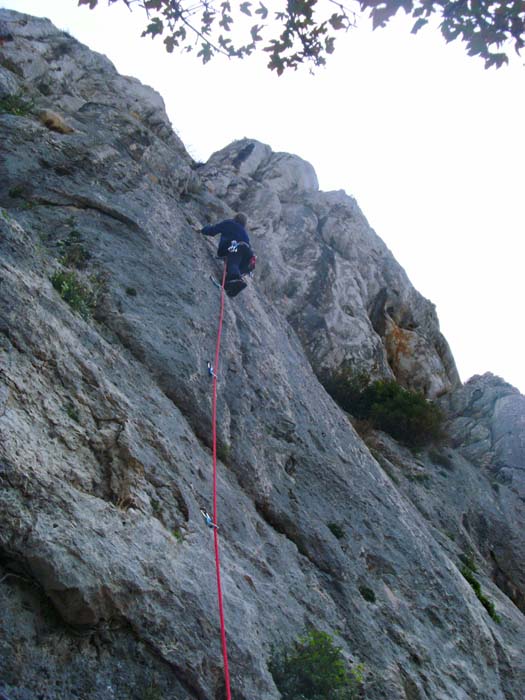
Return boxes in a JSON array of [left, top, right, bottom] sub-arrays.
[[79, 0, 524, 73]]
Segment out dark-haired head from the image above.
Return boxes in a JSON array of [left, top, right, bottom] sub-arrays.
[[234, 212, 247, 227]]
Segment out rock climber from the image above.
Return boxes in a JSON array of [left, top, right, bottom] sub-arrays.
[[201, 212, 256, 298]]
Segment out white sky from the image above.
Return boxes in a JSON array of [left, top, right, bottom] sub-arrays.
[[2, 0, 524, 394]]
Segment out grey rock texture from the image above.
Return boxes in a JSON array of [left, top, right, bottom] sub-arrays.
[[199, 140, 460, 399], [441, 374, 525, 614], [0, 9, 524, 700]]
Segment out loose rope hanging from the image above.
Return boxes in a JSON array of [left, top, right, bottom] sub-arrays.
[[210, 260, 232, 700]]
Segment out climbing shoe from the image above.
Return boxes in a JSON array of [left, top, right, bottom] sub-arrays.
[[225, 278, 247, 298]]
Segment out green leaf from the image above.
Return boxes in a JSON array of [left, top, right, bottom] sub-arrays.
[[371, 5, 400, 29], [197, 42, 213, 63], [218, 34, 233, 49], [268, 52, 286, 75], [251, 23, 263, 41], [485, 52, 508, 68], [411, 17, 428, 33], [220, 14, 233, 30], [201, 9, 215, 29], [255, 2, 268, 19], [440, 20, 461, 42], [144, 0, 163, 10], [329, 13, 347, 30], [467, 32, 488, 56], [164, 36, 174, 52], [144, 17, 164, 38]]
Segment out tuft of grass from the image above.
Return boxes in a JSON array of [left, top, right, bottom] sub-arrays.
[[460, 560, 500, 623], [8, 185, 26, 199], [327, 522, 345, 540], [65, 402, 80, 423], [143, 685, 163, 700], [460, 553, 478, 573], [50, 269, 107, 320], [407, 472, 430, 485], [0, 93, 34, 116], [150, 498, 161, 514], [217, 442, 231, 464], [359, 586, 376, 603]]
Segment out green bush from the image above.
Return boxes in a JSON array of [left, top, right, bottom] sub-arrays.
[[461, 564, 500, 623], [51, 270, 96, 319], [324, 369, 444, 448], [323, 369, 369, 412], [269, 629, 364, 700]]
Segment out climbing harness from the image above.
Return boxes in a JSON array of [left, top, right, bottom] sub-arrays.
[[228, 240, 252, 255], [208, 260, 232, 700]]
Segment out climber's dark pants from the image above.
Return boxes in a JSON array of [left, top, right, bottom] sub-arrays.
[[222, 244, 252, 281]]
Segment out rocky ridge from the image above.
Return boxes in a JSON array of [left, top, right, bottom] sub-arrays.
[[1, 10, 524, 700], [199, 139, 460, 399]]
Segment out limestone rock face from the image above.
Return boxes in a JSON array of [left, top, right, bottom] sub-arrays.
[[442, 374, 525, 613], [199, 140, 459, 398], [1, 10, 524, 700]]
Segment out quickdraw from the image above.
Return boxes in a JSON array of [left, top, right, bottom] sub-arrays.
[[200, 508, 219, 530]]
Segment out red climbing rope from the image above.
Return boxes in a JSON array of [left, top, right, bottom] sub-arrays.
[[211, 260, 232, 700]]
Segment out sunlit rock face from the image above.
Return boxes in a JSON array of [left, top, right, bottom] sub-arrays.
[[1, 9, 524, 700], [199, 138, 460, 399]]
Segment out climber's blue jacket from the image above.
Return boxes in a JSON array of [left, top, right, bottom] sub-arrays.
[[201, 219, 251, 258]]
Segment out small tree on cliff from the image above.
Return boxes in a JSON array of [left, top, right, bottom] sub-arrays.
[[269, 629, 364, 699], [80, 0, 524, 73], [324, 369, 445, 448]]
